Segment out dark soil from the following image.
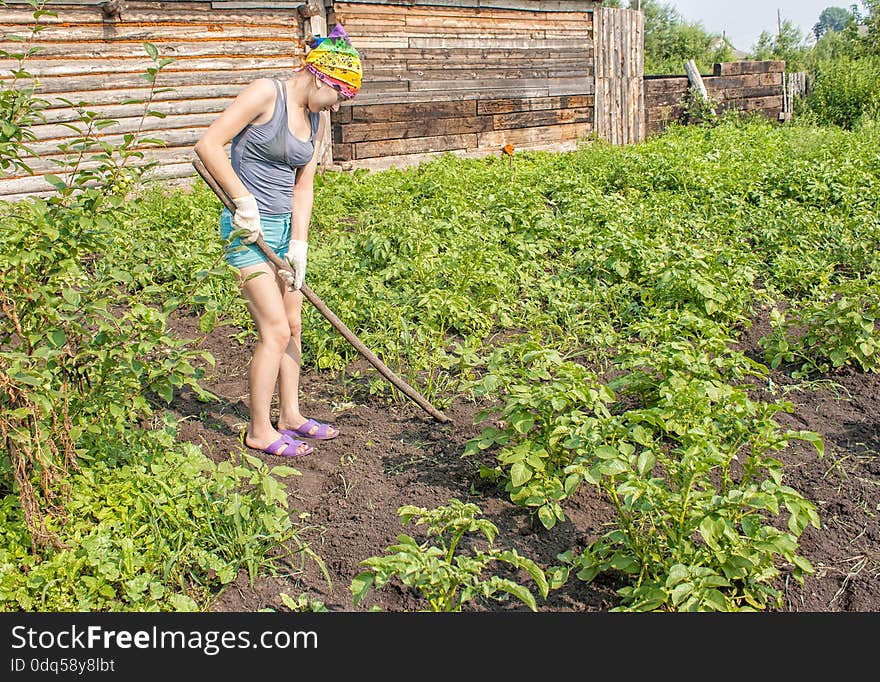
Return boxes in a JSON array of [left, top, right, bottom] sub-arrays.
[[165, 305, 880, 613]]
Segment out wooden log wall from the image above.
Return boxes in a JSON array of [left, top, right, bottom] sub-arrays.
[[645, 60, 785, 135], [0, 0, 308, 200], [327, 0, 597, 169]]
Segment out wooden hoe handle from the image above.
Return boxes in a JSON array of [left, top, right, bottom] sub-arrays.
[[191, 158, 452, 424]]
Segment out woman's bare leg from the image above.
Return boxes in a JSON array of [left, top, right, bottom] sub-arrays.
[[276, 282, 338, 438], [239, 264, 310, 455]]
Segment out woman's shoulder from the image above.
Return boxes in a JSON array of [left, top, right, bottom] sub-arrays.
[[243, 77, 279, 97], [236, 78, 280, 109], [233, 78, 279, 121]]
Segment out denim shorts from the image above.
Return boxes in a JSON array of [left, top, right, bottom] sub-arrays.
[[220, 207, 291, 269]]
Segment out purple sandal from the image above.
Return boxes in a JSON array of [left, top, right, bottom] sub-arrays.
[[279, 418, 339, 441], [249, 434, 313, 458]]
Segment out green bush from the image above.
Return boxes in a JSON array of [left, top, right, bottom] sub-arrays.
[[808, 56, 880, 129]]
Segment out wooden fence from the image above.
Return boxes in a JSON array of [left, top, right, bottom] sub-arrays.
[[2, 2, 800, 200], [782, 71, 810, 118], [644, 60, 786, 135], [594, 5, 644, 145]]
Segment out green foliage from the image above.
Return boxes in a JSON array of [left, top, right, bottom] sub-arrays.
[[810, 27, 862, 64], [852, 0, 880, 54], [7, 105, 866, 612], [464, 324, 824, 611], [0, 9, 305, 613], [760, 275, 880, 375], [0, 0, 51, 176], [680, 88, 721, 127], [808, 55, 880, 128], [0, 36, 217, 546], [751, 20, 811, 71], [464, 340, 615, 530], [0, 426, 318, 611], [562, 337, 821, 612], [277, 592, 329, 612], [122, 181, 236, 332], [351, 499, 548, 612]]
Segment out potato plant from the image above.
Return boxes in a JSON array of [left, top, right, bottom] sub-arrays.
[[351, 499, 548, 612]]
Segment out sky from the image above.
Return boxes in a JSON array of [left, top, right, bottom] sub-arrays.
[[665, 1, 842, 52]]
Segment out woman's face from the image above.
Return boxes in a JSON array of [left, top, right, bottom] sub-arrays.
[[308, 75, 350, 113]]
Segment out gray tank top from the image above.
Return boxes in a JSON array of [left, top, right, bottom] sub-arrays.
[[230, 79, 320, 215]]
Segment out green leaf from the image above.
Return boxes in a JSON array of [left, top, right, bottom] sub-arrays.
[[788, 430, 824, 458], [671, 582, 693, 606], [48, 329, 66, 347], [510, 462, 532, 487], [169, 594, 199, 612], [61, 287, 80, 305], [44, 173, 66, 190], [636, 450, 655, 476], [350, 572, 374, 606], [156, 384, 173, 404], [269, 465, 301, 478], [631, 424, 652, 446], [497, 582, 537, 611], [144, 42, 159, 60], [597, 459, 628, 476], [199, 310, 217, 334], [512, 414, 535, 434], [537, 504, 557, 529], [595, 445, 617, 459]]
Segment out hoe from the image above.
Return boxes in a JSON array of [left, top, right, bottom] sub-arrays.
[[192, 158, 451, 424]]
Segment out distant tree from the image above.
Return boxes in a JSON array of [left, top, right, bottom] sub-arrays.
[[856, 0, 880, 53], [752, 19, 811, 70], [811, 23, 860, 63], [813, 7, 854, 39], [802, 2, 880, 70]]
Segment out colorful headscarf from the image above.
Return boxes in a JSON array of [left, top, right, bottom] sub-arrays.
[[304, 23, 362, 99]]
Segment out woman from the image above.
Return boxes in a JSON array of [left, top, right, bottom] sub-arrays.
[[194, 24, 362, 458]]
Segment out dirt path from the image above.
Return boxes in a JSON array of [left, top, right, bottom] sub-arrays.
[[166, 310, 880, 612]]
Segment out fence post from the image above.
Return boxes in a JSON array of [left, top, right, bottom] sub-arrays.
[[685, 59, 716, 116]]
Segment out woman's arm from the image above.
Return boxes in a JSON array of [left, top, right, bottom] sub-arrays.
[[282, 116, 324, 290], [193, 78, 275, 200]]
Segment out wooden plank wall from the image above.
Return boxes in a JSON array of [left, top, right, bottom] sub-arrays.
[[0, 0, 307, 200], [327, 0, 597, 169], [645, 60, 785, 135]]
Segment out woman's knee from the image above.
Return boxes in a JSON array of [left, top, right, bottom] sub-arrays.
[[257, 322, 291, 351]]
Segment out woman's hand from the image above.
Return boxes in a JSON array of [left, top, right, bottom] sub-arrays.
[[231, 194, 262, 244], [282, 239, 308, 290]]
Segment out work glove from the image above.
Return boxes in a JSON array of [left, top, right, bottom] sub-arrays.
[[282, 239, 308, 291], [231, 194, 262, 244]]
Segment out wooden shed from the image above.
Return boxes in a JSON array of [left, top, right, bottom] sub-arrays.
[[0, 0, 646, 199], [327, 0, 604, 169]]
